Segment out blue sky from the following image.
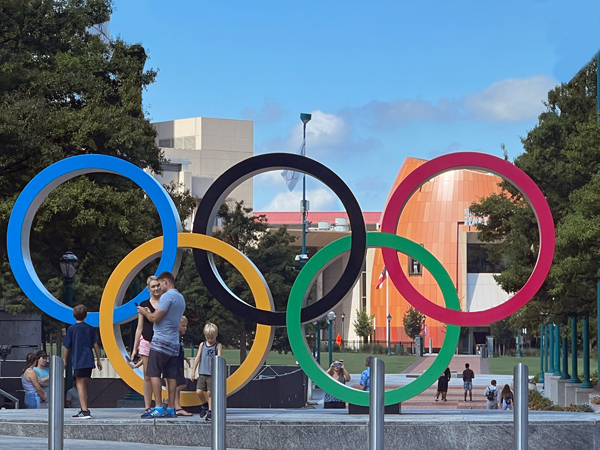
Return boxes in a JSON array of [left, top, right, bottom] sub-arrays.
[[111, 0, 600, 213]]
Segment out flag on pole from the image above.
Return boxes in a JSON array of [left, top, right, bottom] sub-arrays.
[[375, 267, 387, 290], [281, 141, 305, 192]]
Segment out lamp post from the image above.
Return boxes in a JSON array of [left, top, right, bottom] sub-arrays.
[[299, 113, 311, 269], [59, 251, 79, 391], [340, 313, 345, 347], [387, 314, 392, 356], [327, 311, 336, 367]]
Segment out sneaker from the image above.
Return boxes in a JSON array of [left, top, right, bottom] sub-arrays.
[[141, 407, 165, 419], [164, 408, 177, 418], [205, 411, 212, 421], [72, 410, 92, 419], [434, 398, 438, 402]]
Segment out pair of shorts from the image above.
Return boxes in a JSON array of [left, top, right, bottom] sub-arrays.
[[176, 364, 187, 387], [139, 337, 151, 357], [146, 349, 178, 379], [196, 374, 212, 391], [24, 392, 40, 409], [73, 368, 93, 379], [463, 381, 473, 391]]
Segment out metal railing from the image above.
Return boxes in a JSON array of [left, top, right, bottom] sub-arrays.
[[0, 388, 18, 410], [49, 355, 64, 450], [514, 363, 529, 450], [369, 357, 385, 450], [212, 355, 227, 450]]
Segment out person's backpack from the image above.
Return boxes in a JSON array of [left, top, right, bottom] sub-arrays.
[[486, 387, 496, 401], [505, 396, 512, 406]]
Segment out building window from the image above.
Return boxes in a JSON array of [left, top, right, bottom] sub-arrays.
[[408, 244, 424, 276], [466, 243, 508, 273]]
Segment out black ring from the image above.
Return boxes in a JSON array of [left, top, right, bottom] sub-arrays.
[[193, 153, 366, 326]]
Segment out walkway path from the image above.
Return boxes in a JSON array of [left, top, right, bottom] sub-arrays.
[[398, 355, 497, 410]]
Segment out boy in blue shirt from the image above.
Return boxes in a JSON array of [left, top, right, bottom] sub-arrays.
[[63, 304, 102, 419]]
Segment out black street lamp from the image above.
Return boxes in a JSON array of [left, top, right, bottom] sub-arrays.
[[387, 314, 392, 356], [60, 251, 79, 390], [340, 313, 345, 347]]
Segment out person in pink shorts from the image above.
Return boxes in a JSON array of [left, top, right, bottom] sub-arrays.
[[131, 276, 162, 414]]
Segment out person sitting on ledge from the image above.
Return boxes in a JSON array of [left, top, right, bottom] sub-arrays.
[[324, 359, 351, 408]]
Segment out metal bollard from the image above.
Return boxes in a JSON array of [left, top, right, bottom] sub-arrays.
[[514, 363, 529, 450], [369, 357, 385, 450], [49, 355, 64, 450], [211, 355, 226, 450]]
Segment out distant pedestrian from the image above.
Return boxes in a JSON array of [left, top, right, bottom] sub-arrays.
[[435, 366, 451, 401], [138, 271, 186, 419], [191, 322, 222, 421], [484, 379, 500, 410], [21, 353, 46, 409], [462, 363, 475, 402], [500, 384, 513, 410], [63, 304, 103, 419]]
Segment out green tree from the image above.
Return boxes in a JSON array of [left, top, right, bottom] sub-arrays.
[[490, 318, 516, 356], [469, 56, 600, 328], [353, 308, 374, 343], [0, 1, 196, 344], [402, 306, 425, 340], [178, 201, 298, 362]]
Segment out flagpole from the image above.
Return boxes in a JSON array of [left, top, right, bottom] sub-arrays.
[[386, 272, 389, 346], [300, 113, 311, 268]]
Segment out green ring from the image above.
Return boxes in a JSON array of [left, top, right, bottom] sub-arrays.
[[287, 231, 460, 406]]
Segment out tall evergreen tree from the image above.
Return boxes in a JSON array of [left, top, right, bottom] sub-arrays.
[[470, 56, 600, 328], [0, 1, 195, 338]]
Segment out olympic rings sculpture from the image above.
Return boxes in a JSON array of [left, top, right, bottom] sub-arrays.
[[6, 151, 554, 406]]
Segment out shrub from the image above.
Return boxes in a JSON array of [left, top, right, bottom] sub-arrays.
[[358, 343, 387, 354]]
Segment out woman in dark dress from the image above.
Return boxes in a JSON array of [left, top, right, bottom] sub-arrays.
[[435, 367, 451, 401], [130, 276, 161, 414]]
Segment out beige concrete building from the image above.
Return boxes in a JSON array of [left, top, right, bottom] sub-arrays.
[[151, 116, 254, 228]]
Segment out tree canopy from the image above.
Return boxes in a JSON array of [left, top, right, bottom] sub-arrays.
[[0, 1, 196, 341], [402, 306, 425, 340], [179, 201, 299, 360], [470, 56, 600, 330]]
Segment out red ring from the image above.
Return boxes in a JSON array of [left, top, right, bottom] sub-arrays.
[[380, 152, 555, 326]]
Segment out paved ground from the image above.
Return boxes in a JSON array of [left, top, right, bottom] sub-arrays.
[[0, 435, 220, 450]]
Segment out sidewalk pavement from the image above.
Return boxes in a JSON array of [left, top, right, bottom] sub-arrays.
[[1, 435, 230, 450]]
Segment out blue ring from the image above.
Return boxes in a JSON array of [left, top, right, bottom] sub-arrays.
[[7, 155, 182, 326]]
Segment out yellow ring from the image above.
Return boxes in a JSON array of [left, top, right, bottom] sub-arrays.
[[99, 233, 275, 406]]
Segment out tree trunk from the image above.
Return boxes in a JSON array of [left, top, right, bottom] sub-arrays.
[[239, 319, 247, 364]]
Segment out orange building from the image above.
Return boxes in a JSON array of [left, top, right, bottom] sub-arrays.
[[371, 157, 506, 351]]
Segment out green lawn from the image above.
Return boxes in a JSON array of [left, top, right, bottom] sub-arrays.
[[219, 349, 419, 374], [487, 356, 598, 377]]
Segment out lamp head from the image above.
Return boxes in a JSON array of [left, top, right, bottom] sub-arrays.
[[300, 113, 312, 124], [59, 251, 79, 278]]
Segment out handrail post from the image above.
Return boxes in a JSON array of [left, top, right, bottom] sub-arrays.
[[212, 355, 226, 450], [514, 363, 529, 450], [49, 355, 64, 450], [369, 357, 385, 450]]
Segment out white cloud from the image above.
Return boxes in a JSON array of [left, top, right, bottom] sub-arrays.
[[259, 187, 341, 212], [241, 99, 287, 123], [347, 75, 558, 128], [462, 75, 557, 121], [289, 110, 347, 148]]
